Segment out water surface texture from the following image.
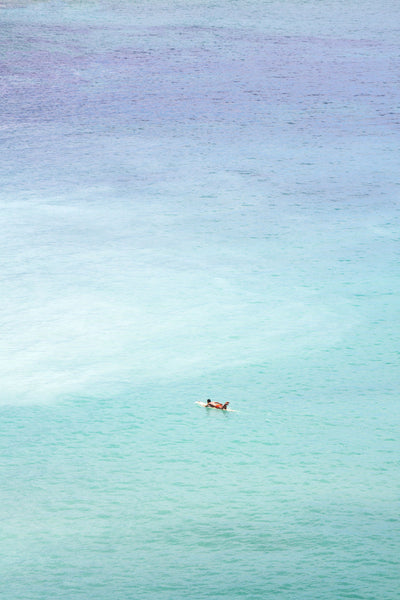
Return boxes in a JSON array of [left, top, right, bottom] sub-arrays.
[[1, 1, 399, 598]]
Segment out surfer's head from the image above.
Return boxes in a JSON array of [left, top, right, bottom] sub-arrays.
[[206, 399, 211, 404]]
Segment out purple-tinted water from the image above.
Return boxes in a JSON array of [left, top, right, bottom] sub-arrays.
[[1, 1, 399, 598]]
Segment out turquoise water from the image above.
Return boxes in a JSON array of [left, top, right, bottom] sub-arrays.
[[1, 1, 400, 598]]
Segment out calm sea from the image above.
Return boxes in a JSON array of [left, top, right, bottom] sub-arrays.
[[1, 1, 399, 598]]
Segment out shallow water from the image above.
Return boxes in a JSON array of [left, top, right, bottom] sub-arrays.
[[1, 1, 400, 598]]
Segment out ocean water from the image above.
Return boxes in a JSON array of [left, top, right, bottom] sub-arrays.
[[1, 0, 399, 598]]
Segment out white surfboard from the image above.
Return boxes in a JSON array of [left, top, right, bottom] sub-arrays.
[[195, 401, 236, 412]]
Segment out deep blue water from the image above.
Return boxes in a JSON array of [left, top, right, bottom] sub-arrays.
[[1, 1, 400, 598]]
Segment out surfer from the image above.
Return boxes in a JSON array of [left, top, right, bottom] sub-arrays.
[[206, 399, 230, 410]]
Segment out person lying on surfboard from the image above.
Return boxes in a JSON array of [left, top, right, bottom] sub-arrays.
[[206, 399, 230, 410]]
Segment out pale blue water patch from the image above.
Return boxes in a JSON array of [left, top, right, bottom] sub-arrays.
[[1, 0, 400, 598]]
